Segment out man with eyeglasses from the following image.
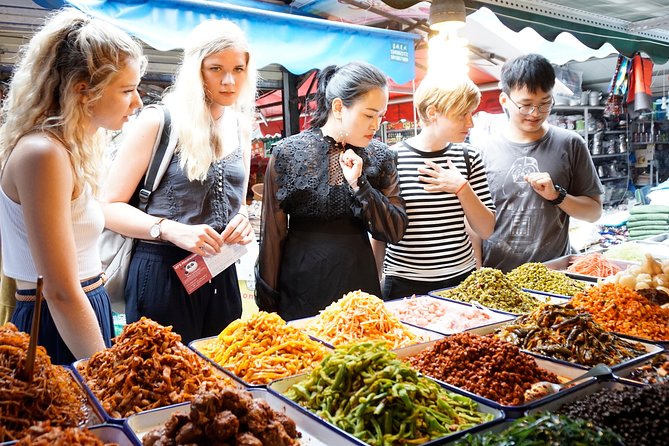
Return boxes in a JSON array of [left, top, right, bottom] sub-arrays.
[[476, 53, 604, 272]]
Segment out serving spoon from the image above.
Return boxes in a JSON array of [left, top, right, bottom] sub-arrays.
[[525, 363, 612, 401]]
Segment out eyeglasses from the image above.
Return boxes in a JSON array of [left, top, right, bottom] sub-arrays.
[[506, 95, 554, 115]]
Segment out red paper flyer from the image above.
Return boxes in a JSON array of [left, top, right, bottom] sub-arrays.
[[173, 243, 248, 294]]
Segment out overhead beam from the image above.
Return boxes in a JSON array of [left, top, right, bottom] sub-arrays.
[[469, 0, 669, 43], [338, 0, 431, 34], [628, 16, 669, 33]]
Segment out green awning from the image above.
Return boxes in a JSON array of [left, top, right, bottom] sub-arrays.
[[464, 1, 669, 64]]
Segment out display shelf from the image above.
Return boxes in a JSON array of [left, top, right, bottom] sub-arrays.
[[552, 106, 630, 208], [591, 153, 627, 159], [552, 105, 605, 112]]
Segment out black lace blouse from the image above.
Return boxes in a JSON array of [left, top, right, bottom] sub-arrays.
[[257, 128, 408, 298]]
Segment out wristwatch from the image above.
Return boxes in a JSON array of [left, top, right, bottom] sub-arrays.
[[150, 218, 166, 240], [548, 185, 567, 205]]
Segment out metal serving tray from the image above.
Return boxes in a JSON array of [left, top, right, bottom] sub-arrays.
[[189, 335, 332, 388], [609, 331, 669, 352], [383, 295, 515, 335], [525, 378, 645, 416], [0, 366, 105, 445], [268, 373, 505, 446], [444, 379, 645, 442], [603, 241, 669, 261], [614, 351, 669, 385], [427, 288, 567, 316], [287, 315, 444, 347], [393, 339, 599, 418], [543, 254, 636, 281], [460, 322, 664, 374], [125, 387, 361, 446], [72, 358, 243, 424], [0, 424, 136, 446]]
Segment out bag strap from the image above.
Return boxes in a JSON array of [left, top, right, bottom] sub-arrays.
[[462, 144, 471, 179], [137, 104, 175, 212]]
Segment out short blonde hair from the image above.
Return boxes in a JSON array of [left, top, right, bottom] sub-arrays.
[[414, 76, 481, 124]]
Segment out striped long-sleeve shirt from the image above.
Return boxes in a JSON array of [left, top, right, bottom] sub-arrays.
[[384, 141, 494, 281]]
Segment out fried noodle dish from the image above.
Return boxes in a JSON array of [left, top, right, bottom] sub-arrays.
[[0, 323, 87, 442], [77, 317, 234, 418]]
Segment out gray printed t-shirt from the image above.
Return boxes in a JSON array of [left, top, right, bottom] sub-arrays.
[[479, 125, 604, 272]]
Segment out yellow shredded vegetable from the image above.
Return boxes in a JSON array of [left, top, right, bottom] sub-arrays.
[[200, 312, 328, 385], [301, 290, 424, 348]]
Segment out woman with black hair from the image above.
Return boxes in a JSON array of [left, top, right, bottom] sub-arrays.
[[256, 62, 408, 320]]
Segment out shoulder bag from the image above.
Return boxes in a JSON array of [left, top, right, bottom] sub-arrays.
[[100, 104, 177, 313]]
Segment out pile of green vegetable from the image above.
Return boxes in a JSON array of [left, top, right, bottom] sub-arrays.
[[455, 413, 625, 445], [507, 262, 587, 297], [285, 342, 493, 445], [434, 268, 543, 313]]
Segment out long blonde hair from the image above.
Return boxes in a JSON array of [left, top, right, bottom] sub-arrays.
[[163, 19, 257, 181], [0, 8, 145, 194]]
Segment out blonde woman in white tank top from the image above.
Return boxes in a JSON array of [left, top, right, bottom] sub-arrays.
[[0, 9, 145, 364]]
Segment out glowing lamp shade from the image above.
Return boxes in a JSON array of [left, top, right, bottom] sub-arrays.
[[429, 0, 466, 31]]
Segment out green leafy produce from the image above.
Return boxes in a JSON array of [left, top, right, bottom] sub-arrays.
[[285, 342, 493, 446], [455, 413, 625, 445]]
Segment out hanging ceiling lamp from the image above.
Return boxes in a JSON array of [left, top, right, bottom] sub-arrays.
[[429, 0, 466, 31]]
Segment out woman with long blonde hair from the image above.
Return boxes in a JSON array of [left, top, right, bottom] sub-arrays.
[[0, 8, 145, 364], [102, 19, 256, 343]]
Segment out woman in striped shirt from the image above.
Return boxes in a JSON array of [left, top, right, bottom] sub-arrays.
[[374, 76, 496, 299]]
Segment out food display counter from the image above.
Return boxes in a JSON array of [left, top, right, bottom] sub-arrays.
[[3, 239, 669, 445]]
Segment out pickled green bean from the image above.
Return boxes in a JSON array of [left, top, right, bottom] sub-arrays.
[[285, 342, 493, 445]]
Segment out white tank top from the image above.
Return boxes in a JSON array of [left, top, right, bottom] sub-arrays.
[[0, 184, 104, 282]]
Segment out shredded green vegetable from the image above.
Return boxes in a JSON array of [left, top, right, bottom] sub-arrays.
[[454, 413, 625, 445], [285, 342, 494, 446], [603, 242, 650, 262]]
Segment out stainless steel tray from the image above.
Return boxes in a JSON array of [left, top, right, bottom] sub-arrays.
[[613, 351, 669, 385], [460, 323, 664, 373], [525, 378, 645, 416], [189, 335, 332, 387], [72, 358, 243, 423], [447, 379, 642, 444], [0, 366, 105, 444], [603, 241, 669, 261], [125, 387, 362, 446], [268, 373, 505, 445], [287, 315, 444, 347], [393, 339, 599, 417], [609, 331, 669, 352], [0, 424, 137, 446], [383, 295, 515, 335], [427, 288, 566, 315], [543, 254, 636, 281]]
